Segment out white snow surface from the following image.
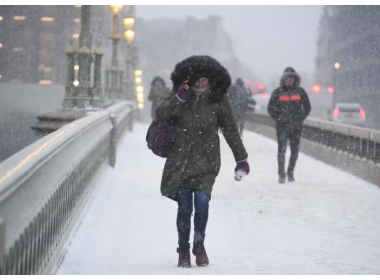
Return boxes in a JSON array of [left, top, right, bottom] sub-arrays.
[[57, 124, 380, 275]]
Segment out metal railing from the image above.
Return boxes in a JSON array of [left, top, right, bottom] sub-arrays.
[[246, 109, 380, 187], [0, 101, 136, 275], [302, 117, 380, 164]]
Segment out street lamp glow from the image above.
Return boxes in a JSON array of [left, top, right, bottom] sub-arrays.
[[137, 92, 144, 99], [136, 86, 144, 93], [137, 96, 144, 103], [110, 5, 123, 15], [73, 80, 79, 87], [123, 17, 135, 30], [334, 62, 341, 69], [138, 103, 144, 109], [124, 30, 135, 44], [74, 65, 79, 71], [135, 77, 142, 84], [134, 70, 142, 77]]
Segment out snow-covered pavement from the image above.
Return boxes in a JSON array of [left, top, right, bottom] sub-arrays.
[[57, 124, 380, 275]]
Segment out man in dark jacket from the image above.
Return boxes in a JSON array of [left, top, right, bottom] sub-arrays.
[[156, 55, 250, 268], [267, 67, 311, 183]]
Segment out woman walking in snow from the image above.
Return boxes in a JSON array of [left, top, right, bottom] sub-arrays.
[[155, 55, 250, 267]]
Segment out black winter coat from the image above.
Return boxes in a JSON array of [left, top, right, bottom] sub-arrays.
[[156, 56, 248, 201], [268, 72, 311, 130]]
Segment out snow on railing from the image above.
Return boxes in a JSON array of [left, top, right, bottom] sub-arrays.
[[0, 101, 136, 275]]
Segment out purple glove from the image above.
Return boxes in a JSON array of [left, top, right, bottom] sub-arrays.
[[176, 82, 189, 101], [235, 161, 250, 175]]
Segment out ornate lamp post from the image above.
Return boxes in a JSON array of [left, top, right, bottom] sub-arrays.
[[32, 5, 107, 135], [109, 5, 123, 71], [105, 5, 124, 101]]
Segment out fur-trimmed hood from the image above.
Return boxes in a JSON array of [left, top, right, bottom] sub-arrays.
[[170, 55, 231, 103], [280, 67, 301, 87]]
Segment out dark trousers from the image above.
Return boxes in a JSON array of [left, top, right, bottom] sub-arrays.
[[177, 188, 210, 250], [276, 126, 301, 177]]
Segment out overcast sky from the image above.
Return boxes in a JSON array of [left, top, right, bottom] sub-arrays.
[[137, 5, 323, 84]]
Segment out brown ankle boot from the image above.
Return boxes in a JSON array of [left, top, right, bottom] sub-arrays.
[[177, 248, 191, 268], [192, 242, 209, 267]]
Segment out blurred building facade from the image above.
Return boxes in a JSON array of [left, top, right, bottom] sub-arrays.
[[315, 5, 380, 125], [0, 5, 114, 85], [0, 7, 246, 92], [135, 15, 246, 89]]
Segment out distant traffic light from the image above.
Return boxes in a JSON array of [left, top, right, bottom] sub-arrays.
[[328, 87, 334, 94]]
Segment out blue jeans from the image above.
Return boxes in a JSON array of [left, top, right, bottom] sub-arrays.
[[276, 125, 301, 176], [177, 188, 210, 250]]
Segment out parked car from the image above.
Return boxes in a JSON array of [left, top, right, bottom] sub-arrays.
[[331, 102, 366, 126]]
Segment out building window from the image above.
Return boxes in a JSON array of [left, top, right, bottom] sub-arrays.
[[0, 43, 2, 48], [0, 74, 2, 79], [14, 16, 26, 21], [13, 47, 24, 52], [44, 67, 53, 72], [72, 34, 80, 39], [75, 5, 81, 7], [41, 17, 55, 22], [39, 80, 53, 85], [39, 50, 53, 61], [0, 16, 3, 21], [74, 19, 80, 23]]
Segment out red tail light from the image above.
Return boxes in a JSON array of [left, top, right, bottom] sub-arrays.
[[360, 109, 366, 119], [333, 109, 340, 118], [258, 84, 265, 90], [328, 87, 334, 94], [262, 93, 269, 98]]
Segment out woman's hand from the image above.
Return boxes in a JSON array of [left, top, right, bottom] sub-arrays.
[[235, 161, 250, 175], [176, 81, 190, 101]]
